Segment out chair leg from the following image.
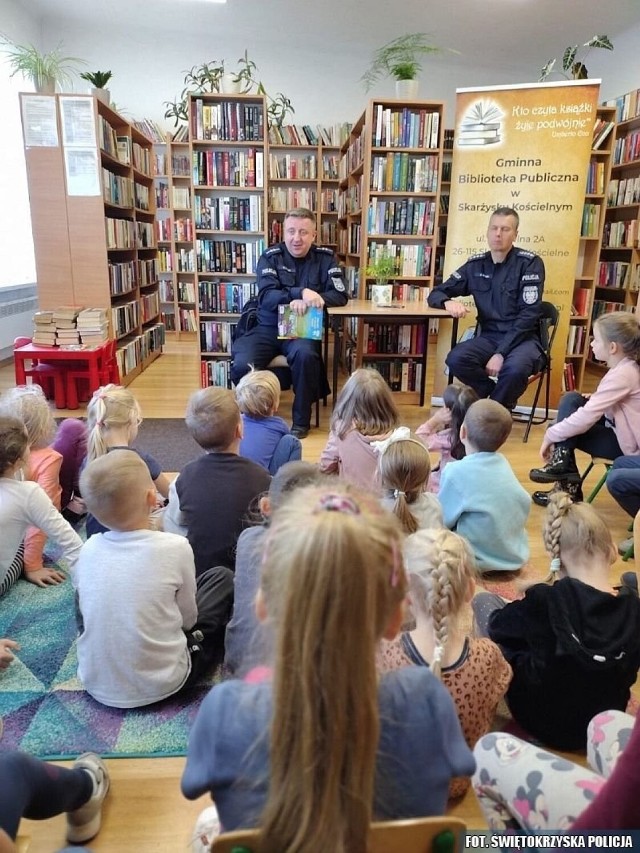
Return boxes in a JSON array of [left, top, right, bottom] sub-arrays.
[[622, 544, 635, 562], [522, 370, 546, 443], [585, 465, 612, 504]]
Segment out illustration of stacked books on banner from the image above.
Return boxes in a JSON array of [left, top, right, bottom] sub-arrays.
[[277, 305, 324, 340], [458, 101, 504, 146]]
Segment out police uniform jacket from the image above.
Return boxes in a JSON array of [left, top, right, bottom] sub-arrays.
[[256, 243, 348, 327], [428, 247, 545, 357]]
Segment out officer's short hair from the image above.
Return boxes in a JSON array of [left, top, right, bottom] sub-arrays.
[[463, 399, 512, 452], [285, 207, 315, 225], [491, 207, 519, 229]]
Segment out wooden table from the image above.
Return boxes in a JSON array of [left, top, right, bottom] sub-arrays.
[[326, 300, 458, 407], [14, 342, 110, 409]]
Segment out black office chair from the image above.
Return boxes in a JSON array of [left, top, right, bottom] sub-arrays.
[[512, 300, 559, 443]]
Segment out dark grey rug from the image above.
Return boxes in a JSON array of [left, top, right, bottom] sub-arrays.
[[132, 418, 203, 472]]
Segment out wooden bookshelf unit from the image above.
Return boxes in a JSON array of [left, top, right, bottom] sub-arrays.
[[20, 94, 164, 386]]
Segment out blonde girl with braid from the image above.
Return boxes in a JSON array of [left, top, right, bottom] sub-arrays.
[[375, 427, 443, 533], [473, 491, 640, 751], [182, 484, 473, 850], [378, 528, 510, 799], [84, 384, 170, 537]]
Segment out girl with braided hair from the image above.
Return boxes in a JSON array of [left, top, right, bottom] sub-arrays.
[[182, 484, 473, 851], [473, 492, 640, 750], [378, 528, 511, 799]]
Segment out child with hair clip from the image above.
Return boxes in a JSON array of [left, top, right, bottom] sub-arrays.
[[473, 491, 640, 751], [182, 483, 474, 850], [319, 367, 399, 491], [0, 386, 86, 571], [84, 384, 171, 537], [378, 528, 511, 799], [0, 416, 82, 595], [235, 369, 301, 474], [416, 384, 479, 493], [374, 427, 443, 533], [530, 311, 640, 505]]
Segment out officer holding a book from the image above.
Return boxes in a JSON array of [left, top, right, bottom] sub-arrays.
[[231, 207, 348, 438], [428, 206, 545, 411]]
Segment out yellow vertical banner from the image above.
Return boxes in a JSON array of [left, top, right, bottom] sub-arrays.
[[435, 80, 600, 406]]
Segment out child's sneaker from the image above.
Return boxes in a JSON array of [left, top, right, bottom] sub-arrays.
[[191, 805, 221, 853], [66, 752, 110, 843]]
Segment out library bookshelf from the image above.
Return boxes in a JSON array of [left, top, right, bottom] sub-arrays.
[[189, 93, 267, 387], [563, 105, 617, 392], [19, 94, 164, 385], [592, 90, 640, 373], [337, 99, 445, 402]]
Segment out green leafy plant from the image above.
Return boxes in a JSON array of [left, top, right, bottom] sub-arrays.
[[267, 92, 295, 128], [80, 70, 112, 88], [539, 35, 613, 81], [361, 33, 442, 90], [1, 38, 85, 92], [233, 49, 258, 93], [366, 252, 397, 283]]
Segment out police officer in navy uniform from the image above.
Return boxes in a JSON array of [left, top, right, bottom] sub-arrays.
[[231, 208, 348, 438], [428, 207, 545, 411]]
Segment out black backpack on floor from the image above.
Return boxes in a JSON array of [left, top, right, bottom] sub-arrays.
[[231, 296, 259, 343]]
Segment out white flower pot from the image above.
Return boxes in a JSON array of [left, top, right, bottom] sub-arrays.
[[92, 88, 111, 106], [221, 74, 242, 94], [395, 79, 419, 100]]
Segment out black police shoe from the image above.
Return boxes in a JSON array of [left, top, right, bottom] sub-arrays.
[[291, 425, 310, 440], [532, 481, 583, 507], [530, 445, 581, 483]]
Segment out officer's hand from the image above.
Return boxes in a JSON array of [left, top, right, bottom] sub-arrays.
[[540, 436, 553, 462], [443, 300, 469, 318], [301, 288, 324, 308], [485, 354, 504, 377], [289, 299, 308, 316]]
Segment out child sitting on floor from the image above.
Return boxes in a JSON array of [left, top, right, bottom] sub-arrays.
[[416, 384, 479, 493], [378, 527, 511, 798], [319, 368, 399, 491], [163, 387, 271, 574], [84, 384, 171, 537], [374, 427, 443, 533], [224, 461, 324, 675], [236, 369, 301, 474], [0, 416, 82, 595], [473, 491, 640, 750], [76, 450, 234, 708], [439, 399, 530, 573], [182, 483, 474, 848]]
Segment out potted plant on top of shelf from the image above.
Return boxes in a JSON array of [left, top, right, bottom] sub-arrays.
[[1, 38, 85, 93], [539, 35, 613, 81], [80, 70, 112, 105], [361, 33, 444, 99], [366, 252, 397, 306]]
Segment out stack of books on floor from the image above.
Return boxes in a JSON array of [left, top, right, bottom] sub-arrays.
[[77, 308, 109, 345], [53, 306, 82, 345], [32, 310, 56, 345]]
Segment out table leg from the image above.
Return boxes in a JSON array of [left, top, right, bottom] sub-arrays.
[[14, 355, 27, 385], [88, 355, 101, 397]]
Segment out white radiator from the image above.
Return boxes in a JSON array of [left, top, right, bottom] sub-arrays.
[[0, 284, 38, 362]]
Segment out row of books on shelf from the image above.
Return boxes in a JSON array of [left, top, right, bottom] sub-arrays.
[[177, 281, 196, 302], [138, 258, 158, 286], [156, 185, 191, 210], [162, 308, 176, 332], [133, 118, 167, 145], [370, 153, 440, 193], [366, 242, 433, 277], [179, 308, 197, 331], [116, 323, 165, 377], [200, 358, 233, 389], [105, 218, 156, 251], [367, 199, 436, 237], [140, 291, 160, 324], [192, 149, 264, 188], [591, 118, 615, 151], [605, 89, 640, 124], [320, 221, 337, 245], [362, 356, 424, 393], [171, 153, 191, 176], [440, 195, 450, 215], [340, 180, 362, 217], [268, 187, 316, 211], [581, 203, 600, 237], [364, 282, 429, 302], [267, 123, 351, 147], [607, 176, 640, 207], [602, 219, 639, 248], [32, 308, 109, 346], [158, 247, 195, 272], [191, 100, 264, 142], [198, 279, 257, 314], [566, 323, 587, 356], [363, 322, 427, 355], [585, 158, 606, 195], [372, 106, 440, 150], [112, 300, 140, 339], [269, 153, 318, 180], [195, 195, 263, 231], [103, 171, 134, 207], [562, 362, 577, 392], [196, 238, 265, 274], [613, 130, 640, 167], [200, 320, 236, 354], [573, 287, 590, 316], [592, 300, 637, 321], [597, 261, 640, 290], [156, 218, 195, 243]]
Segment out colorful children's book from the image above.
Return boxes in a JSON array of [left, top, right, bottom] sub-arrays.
[[277, 304, 324, 340]]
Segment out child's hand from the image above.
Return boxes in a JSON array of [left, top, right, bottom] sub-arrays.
[[0, 639, 19, 670], [24, 567, 66, 587]]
